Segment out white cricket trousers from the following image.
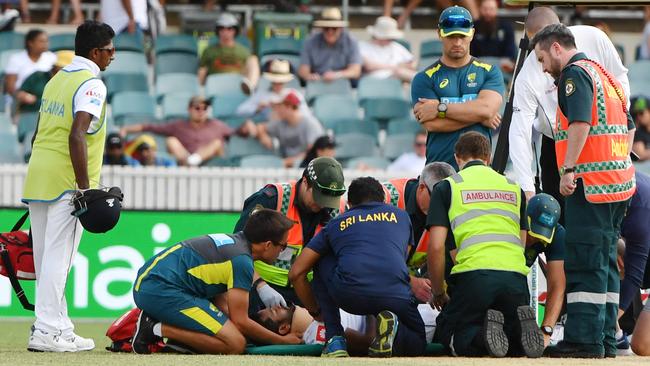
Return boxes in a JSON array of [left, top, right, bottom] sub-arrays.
[[28, 192, 83, 336]]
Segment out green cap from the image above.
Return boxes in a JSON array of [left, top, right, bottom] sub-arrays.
[[633, 96, 648, 114], [306, 157, 346, 209]]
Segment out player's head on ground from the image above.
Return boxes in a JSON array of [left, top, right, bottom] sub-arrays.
[[438, 6, 474, 60], [524, 6, 560, 39], [243, 208, 294, 264], [347, 177, 384, 208], [417, 162, 456, 214], [530, 23, 577, 80], [251, 304, 296, 335], [454, 131, 491, 169], [75, 20, 115, 71], [526, 193, 561, 244], [301, 157, 346, 212]]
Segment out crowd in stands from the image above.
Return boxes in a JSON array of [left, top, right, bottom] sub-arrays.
[[1, 1, 650, 173]]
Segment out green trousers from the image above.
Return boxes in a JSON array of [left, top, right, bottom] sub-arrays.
[[434, 270, 529, 356], [564, 180, 628, 355]]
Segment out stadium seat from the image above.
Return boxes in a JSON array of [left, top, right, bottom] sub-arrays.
[[420, 39, 443, 58], [225, 136, 276, 165], [155, 53, 199, 76], [0, 32, 24, 51], [240, 154, 284, 168], [104, 73, 149, 102], [0, 50, 19, 76], [635, 44, 642, 61], [0, 113, 11, 132], [49, 33, 76, 52], [305, 79, 352, 105], [394, 38, 411, 51], [335, 133, 379, 161], [155, 73, 199, 101], [386, 117, 423, 136], [161, 92, 194, 120], [357, 76, 406, 105], [257, 38, 302, 58], [418, 56, 438, 71], [614, 43, 626, 65], [333, 119, 380, 142], [312, 95, 360, 130], [17, 112, 38, 143], [212, 94, 248, 120], [111, 91, 157, 126], [205, 73, 246, 99], [103, 51, 148, 76], [635, 161, 650, 175], [154, 34, 198, 56], [114, 33, 143, 53], [363, 98, 411, 124], [346, 156, 391, 170], [0, 131, 22, 164], [383, 134, 416, 160]]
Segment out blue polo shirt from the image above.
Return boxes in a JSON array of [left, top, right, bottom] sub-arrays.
[[299, 31, 362, 75], [411, 58, 504, 169], [306, 201, 413, 300], [525, 224, 566, 267]]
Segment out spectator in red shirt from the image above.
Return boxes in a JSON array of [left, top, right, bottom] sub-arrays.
[[120, 96, 237, 166]]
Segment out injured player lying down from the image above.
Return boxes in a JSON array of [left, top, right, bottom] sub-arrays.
[[131, 209, 302, 354]]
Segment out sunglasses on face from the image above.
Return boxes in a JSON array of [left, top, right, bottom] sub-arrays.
[[272, 240, 288, 251], [217, 26, 236, 31], [191, 105, 208, 111], [440, 15, 473, 30], [97, 47, 115, 55], [415, 141, 426, 147]]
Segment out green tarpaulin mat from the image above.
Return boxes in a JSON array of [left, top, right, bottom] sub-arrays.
[[244, 343, 446, 356]]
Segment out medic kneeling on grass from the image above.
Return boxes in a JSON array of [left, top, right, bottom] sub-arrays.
[[130, 208, 302, 354]]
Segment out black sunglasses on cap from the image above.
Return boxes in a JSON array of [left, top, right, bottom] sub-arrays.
[[439, 15, 473, 30]]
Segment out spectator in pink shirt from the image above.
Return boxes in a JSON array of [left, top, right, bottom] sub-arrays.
[[120, 96, 238, 166]]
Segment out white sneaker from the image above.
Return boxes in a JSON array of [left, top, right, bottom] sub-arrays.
[[65, 333, 95, 351], [27, 328, 77, 352]]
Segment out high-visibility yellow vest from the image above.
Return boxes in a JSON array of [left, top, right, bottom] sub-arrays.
[[23, 69, 106, 201], [447, 164, 528, 276]]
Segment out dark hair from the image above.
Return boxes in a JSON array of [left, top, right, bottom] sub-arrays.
[[454, 131, 491, 161], [75, 21, 115, 58], [251, 305, 295, 334], [25, 29, 45, 50], [243, 208, 294, 244], [300, 136, 336, 168], [530, 23, 576, 52], [347, 177, 384, 206]]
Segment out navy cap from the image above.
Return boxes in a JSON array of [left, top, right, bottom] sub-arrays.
[[438, 6, 474, 37], [526, 193, 561, 243]]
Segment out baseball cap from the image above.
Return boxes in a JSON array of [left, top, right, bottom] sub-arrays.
[[526, 193, 561, 243], [438, 6, 474, 37], [106, 133, 123, 148], [270, 89, 301, 107], [633, 96, 648, 114], [215, 12, 239, 28], [306, 157, 346, 209]]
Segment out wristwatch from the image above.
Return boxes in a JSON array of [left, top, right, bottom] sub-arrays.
[[560, 166, 575, 176], [437, 102, 448, 119], [541, 325, 554, 336]]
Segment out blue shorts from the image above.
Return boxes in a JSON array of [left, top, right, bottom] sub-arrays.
[[133, 245, 230, 336]]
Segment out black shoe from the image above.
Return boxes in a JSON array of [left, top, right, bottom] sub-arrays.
[[132, 311, 160, 354], [484, 309, 508, 357], [543, 341, 604, 358], [516, 305, 544, 358]]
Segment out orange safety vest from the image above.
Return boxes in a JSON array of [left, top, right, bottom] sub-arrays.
[[254, 181, 325, 286], [382, 178, 430, 270], [555, 59, 636, 203]]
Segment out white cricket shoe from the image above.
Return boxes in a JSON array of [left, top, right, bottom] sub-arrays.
[[27, 328, 77, 352], [65, 333, 95, 351]]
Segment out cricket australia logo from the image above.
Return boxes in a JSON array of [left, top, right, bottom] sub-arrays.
[[467, 72, 477, 87]]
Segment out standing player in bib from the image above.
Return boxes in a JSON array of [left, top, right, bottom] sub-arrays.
[[21, 21, 115, 353], [531, 24, 635, 358], [411, 5, 504, 170]]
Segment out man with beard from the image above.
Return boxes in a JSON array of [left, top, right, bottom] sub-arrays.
[[411, 5, 504, 170], [531, 24, 635, 358]]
